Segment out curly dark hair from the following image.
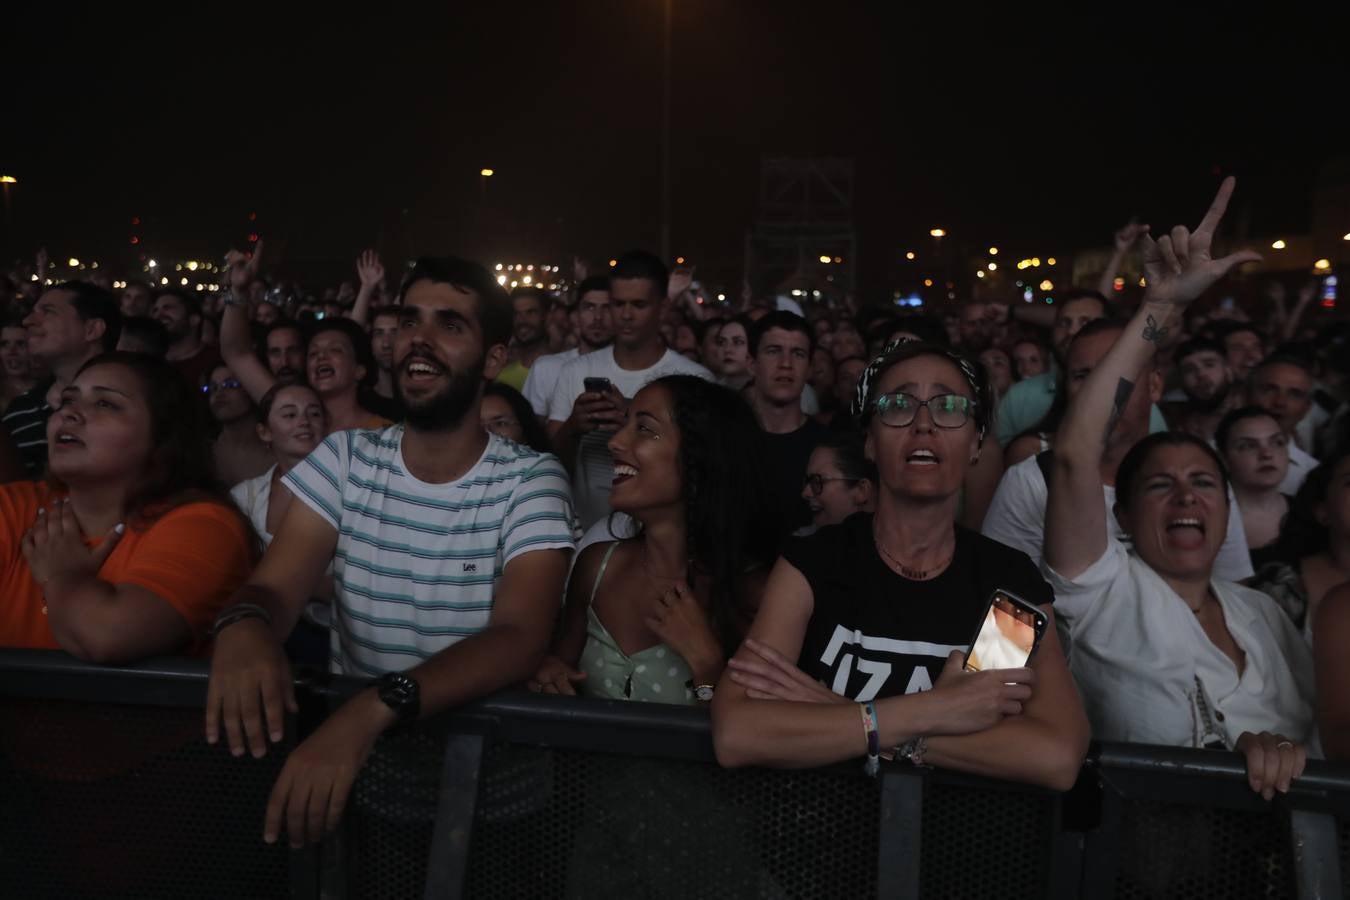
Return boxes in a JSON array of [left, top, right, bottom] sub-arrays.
[[629, 374, 770, 653], [50, 352, 257, 547]]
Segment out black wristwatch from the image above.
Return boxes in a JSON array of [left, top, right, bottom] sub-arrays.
[[374, 672, 421, 726]]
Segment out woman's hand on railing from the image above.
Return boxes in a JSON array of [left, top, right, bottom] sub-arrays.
[[528, 655, 587, 696], [725, 638, 848, 704], [1235, 730, 1307, 801]]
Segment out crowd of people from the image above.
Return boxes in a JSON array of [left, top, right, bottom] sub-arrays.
[[1, 176, 1345, 846]]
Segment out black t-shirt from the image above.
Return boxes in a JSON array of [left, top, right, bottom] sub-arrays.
[[362, 387, 406, 423], [758, 417, 832, 546], [785, 513, 1053, 701]]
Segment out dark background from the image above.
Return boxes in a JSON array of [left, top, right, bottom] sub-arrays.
[[2, 3, 1344, 297]]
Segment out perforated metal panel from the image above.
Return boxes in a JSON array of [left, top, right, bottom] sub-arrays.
[[1339, 818, 1350, 896], [0, 697, 291, 899], [345, 728, 445, 900], [1111, 801, 1295, 899], [918, 780, 1056, 898], [465, 742, 881, 900]]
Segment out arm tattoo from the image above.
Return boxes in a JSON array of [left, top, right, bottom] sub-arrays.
[[1105, 377, 1136, 436], [1142, 314, 1169, 344]]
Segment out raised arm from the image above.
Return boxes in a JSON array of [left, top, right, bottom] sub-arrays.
[[220, 241, 277, 403], [1046, 178, 1260, 579], [1281, 280, 1318, 343], [1097, 221, 1150, 299], [347, 249, 384, 326]]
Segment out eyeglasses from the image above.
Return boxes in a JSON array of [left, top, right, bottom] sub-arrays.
[[803, 474, 858, 496], [873, 392, 974, 429], [202, 378, 243, 394]]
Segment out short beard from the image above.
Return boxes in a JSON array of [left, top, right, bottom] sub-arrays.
[[395, 353, 485, 433], [1188, 381, 1230, 413]]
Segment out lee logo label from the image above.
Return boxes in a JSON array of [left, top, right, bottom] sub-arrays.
[[462, 563, 477, 573]]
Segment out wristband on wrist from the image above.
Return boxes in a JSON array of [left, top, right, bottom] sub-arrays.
[[859, 701, 880, 778], [209, 602, 272, 637]]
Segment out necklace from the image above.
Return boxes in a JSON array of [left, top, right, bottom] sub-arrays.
[[874, 532, 953, 581]]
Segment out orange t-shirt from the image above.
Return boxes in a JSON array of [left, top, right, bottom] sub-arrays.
[[0, 482, 253, 654]]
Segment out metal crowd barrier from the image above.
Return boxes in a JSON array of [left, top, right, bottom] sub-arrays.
[[2, 649, 1348, 899]]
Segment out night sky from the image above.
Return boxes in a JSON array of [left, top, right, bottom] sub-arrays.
[[4, 4, 1344, 297]]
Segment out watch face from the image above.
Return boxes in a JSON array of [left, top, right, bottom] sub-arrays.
[[694, 685, 715, 702]]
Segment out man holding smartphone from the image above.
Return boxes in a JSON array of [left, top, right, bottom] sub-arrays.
[[547, 251, 711, 530], [522, 276, 614, 419]]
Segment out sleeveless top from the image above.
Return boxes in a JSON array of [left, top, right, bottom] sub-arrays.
[[578, 543, 697, 705]]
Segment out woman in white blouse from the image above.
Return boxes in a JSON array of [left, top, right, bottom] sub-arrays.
[[1044, 178, 1314, 801], [230, 382, 327, 544]]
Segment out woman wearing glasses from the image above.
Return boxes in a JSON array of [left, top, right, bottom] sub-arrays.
[[205, 363, 273, 487], [711, 340, 1089, 789], [481, 382, 554, 454], [800, 431, 876, 531]]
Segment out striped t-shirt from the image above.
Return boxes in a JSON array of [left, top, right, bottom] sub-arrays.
[[283, 426, 575, 676], [2, 383, 53, 478]]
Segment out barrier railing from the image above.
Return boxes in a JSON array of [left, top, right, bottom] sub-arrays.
[[2, 649, 1348, 899]]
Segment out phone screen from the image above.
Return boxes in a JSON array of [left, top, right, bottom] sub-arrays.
[[965, 591, 1042, 672], [583, 377, 612, 395]]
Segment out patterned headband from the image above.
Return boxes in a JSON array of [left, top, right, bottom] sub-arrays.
[[851, 338, 987, 443]]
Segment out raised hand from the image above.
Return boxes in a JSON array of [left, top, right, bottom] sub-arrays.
[[1139, 177, 1262, 311], [1114, 220, 1150, 254], [356, 250, 384, 290], [572, 255, 589, 284], [668, 266, 694, 301], [226, 239, 264, 293]]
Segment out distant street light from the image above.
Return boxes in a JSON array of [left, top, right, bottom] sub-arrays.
[[480, 168, 494, 177], [1272, 240, 1287, 250], [929, 228, 946, 238], [988, 247, 998, 255], [0, 175, 16, 184], [819, 255, 832, 264], [905, 251, 916, 260]]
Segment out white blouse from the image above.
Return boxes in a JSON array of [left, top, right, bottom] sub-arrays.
[[1045, 539, 1315, 750], [230, 466, 277, 545]]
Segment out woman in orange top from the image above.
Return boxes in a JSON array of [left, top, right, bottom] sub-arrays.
[[0, 351, 256, 661]]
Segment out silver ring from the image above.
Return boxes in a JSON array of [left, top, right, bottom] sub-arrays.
[[1276, 740, 1294, 750]]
